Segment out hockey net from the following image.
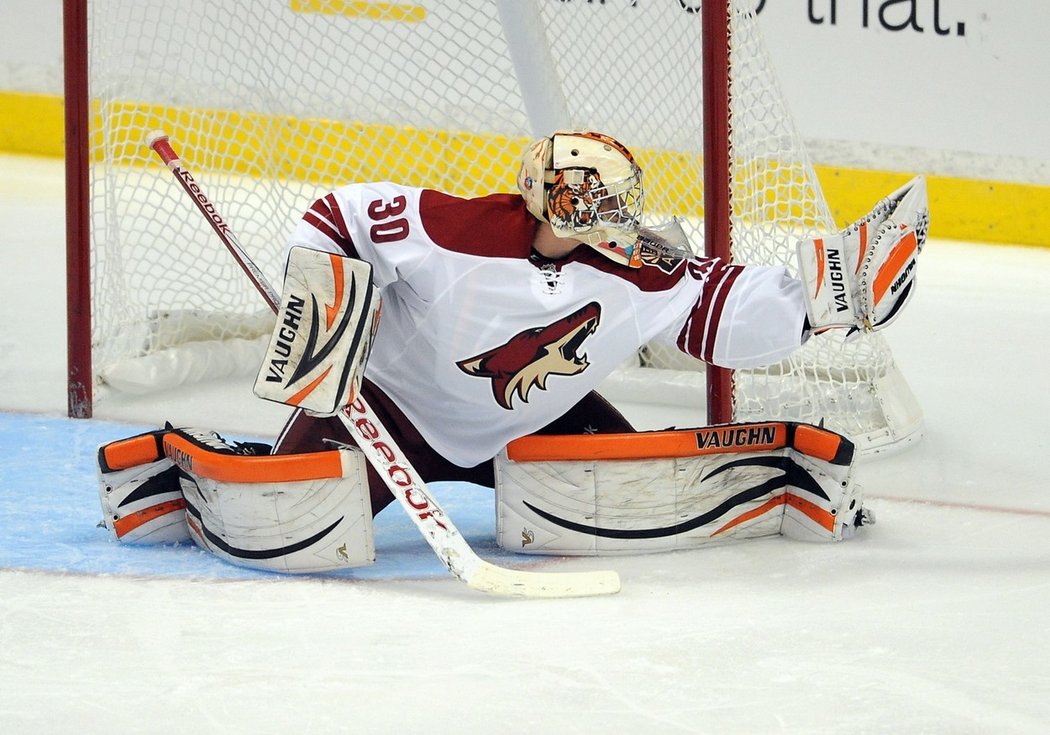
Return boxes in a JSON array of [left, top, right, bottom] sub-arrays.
[[68, 0, 922, 453]]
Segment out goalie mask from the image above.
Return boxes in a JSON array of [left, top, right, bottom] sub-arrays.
[[518, 132, 645, 268]]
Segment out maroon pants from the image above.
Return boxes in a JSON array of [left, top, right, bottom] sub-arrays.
[[272, 380, 634, 516]]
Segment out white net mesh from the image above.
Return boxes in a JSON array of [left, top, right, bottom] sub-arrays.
[[83, 0, 920, 451], [633, 4, 922, 451]]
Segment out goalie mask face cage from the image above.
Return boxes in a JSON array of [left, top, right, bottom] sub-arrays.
[[518, 132, 646, 268]]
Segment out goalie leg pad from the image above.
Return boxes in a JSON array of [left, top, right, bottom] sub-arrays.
[[495, 422, 869, 556], [165, 428, 375, 573], [98, 430, 191, 545], [98, 426, 375, 572]]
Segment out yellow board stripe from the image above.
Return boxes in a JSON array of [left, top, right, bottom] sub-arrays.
[[0, 92, 65, 157], [3, 91, 1046, 248], [814, 165, 1050, 247], [121, 105, 522, 194], [288, 0, 426, 23]]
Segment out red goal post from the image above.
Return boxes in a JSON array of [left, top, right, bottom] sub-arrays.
[[64, 0, 922, 454]]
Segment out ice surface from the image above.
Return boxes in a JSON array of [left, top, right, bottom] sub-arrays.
[[1, 154, 1049, 733]]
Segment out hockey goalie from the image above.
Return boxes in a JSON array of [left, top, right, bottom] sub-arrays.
[[98, 131, 927, 573]]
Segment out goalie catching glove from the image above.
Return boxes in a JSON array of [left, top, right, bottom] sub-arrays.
[[797, 176, 929, 336], [255, 246, 381, 416]]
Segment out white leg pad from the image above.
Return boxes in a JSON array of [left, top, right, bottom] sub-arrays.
[[179, 473, 374, 573], [98, 430, 192, 545], [98, 427, 375, 573], [495, 422, 868, 555], [167, 428, 375, 573]]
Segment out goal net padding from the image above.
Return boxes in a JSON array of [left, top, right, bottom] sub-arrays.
[[71, 0, 922, 454]]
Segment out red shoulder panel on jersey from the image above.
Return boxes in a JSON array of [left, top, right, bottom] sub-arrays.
[[418, 190, 536, 259], [304, 193, 359, 257]]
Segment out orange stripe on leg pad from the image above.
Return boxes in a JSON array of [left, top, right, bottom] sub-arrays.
[[785, 493, 836, 532], [162, 433, 345, 483], [113, 498, 187, 538], [713, 496, 785, 536], [711, 493, 836, 537], [506, 423, 787, 462]]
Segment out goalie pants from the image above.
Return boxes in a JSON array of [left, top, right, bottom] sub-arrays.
[[272, 378, 634, 516]]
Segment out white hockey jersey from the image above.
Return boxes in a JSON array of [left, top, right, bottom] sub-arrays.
[[286, 182, 807, 466]]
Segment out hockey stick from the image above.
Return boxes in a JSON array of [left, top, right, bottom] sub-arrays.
[[146, 132, 620, 598]]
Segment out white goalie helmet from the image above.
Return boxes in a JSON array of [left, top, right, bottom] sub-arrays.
[[517, 131, 646, 268]]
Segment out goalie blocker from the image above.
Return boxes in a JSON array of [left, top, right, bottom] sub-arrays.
[[97, 426, 374, 573], [254, 246, 381, 416], [495, 421, 871, 555]]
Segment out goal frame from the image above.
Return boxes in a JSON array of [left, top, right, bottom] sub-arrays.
[[65, 0, 92, 418], [62, 0, 739, 424]]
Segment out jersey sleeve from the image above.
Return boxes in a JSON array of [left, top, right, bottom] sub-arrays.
[[650, 257, 808, 369], [283, 182, 431, 289]]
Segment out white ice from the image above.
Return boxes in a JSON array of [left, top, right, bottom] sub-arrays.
[[1, 153, 1049, 734]]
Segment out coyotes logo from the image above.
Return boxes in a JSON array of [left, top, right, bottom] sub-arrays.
[[457, 302, 601, 410]]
